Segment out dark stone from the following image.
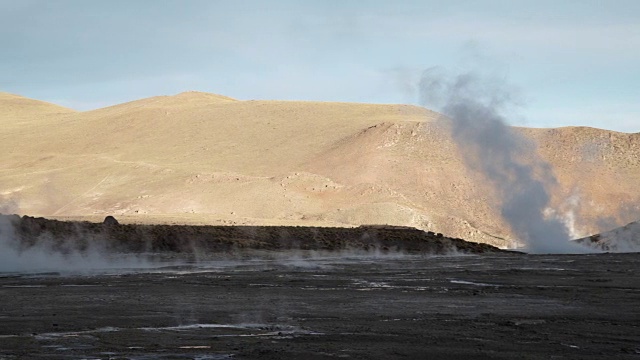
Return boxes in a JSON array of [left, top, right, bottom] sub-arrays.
[[103, 216, 119, 226]]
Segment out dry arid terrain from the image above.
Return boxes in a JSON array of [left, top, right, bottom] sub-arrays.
[[1, 91, 639, 248]]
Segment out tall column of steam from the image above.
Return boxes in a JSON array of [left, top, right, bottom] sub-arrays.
[[418, 68, 590, 253]]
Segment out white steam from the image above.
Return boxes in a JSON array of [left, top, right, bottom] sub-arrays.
[[0, 214, 151, 274], [417, 67, 595, 254]]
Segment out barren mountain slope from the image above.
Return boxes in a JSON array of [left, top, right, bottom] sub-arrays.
[[0, 92, 638, 248], [304, 122, 640, 245], [0, 92, 75, 126], [520, 127, 640, 235]]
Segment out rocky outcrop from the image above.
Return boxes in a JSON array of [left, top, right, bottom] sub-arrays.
[[1, 214, 511, 255]]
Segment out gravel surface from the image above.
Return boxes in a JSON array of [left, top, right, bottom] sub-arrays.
[[1, 252, 639, 359]]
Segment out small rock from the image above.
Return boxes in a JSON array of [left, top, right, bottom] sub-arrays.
[[103, 216, 119, 226]]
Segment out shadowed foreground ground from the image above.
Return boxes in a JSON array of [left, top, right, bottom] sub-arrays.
[[0, 215, 638, 359], [0, 253, 639, 359]]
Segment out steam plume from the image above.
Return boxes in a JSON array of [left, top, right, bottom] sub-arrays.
[[417, 67, 592, 253], [0, 212, 151, 273]]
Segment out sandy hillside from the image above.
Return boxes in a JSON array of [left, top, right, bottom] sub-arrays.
[[1, 91, 638, 248], [0, 92, 75, 123]]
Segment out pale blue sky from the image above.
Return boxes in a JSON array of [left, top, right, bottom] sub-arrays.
[[1, 0, 639, 132]]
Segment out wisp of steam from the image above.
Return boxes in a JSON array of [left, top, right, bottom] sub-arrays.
[[0, 213, 151, 274], [417, 67, 593, 254]]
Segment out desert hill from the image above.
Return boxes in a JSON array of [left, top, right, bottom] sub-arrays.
[[0, 92, 75, 123], [0, 91, 638, 248]]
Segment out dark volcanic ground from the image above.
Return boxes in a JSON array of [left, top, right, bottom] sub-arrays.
[[1, 252, 639, 359]]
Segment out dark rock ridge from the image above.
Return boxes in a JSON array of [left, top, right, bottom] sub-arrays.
[[0, 215, 512, 255]]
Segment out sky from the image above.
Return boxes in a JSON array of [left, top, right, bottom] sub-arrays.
[[1, 0, 639, 132]]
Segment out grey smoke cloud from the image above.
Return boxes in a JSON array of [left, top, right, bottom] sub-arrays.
[[417, 67, 592, 253]]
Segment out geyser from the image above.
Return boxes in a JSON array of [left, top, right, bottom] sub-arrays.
[[417, 67, 594, 254]]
